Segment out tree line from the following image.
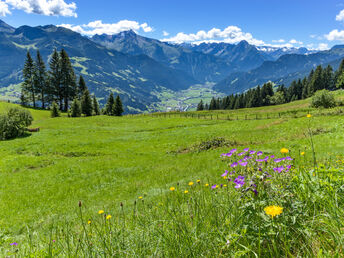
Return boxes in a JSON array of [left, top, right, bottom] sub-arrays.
[[21, 49, 124, 117], [197, 60, 344, 111]]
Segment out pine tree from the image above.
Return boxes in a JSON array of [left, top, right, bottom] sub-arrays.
[[105, 92, 115, 116], [71, 98, 82, 117], [49, 49, 62, 110], [93, 95, 100, 115], [34, 50, 48, 109], [78, 75, 87, 98], [197, 100, 204, 111], [50, 101, 60, 118], [60, 49, 77, 111], [20, 89, 28, 106], [81, 89, 93, 116], [22, 52, 36, 107], [310, 65, 324, 93], [114, 95, 124, 116], [323, 65, 334, 90], [209, 97, 216, 110], [204, 103, 209, 110]]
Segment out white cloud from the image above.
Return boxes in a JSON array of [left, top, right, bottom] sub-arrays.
[[289, 39, 303, 45], [59, 20, 153, 36], [0, 1, 10, 16], [336, 9, 344, 21], [162, 30, 169, 36], [161, 25, 265, 46], [272, 39, 285, 43], [325, 29, 344, 41], [317, 43, 329, 50], [4, 0, 77, 17]]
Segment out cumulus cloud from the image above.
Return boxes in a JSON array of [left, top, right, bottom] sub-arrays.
[[317, 43, 329, 50], [289, 39, 303, 45], [162, 30, 169, 36], [336, 9, 344, 21], [59, 20, 153, 36], [0, 1, 10, 16], [2, 0, 77, 17], [272, 39, 285, 43], [325, 29, 344, 41], [161, 25, 265, 45]]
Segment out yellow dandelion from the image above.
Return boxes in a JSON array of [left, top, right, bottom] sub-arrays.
[[306, 114, 312, 118], [205, 183, 209, 187], [170, 186, 175, 191], [264, 205, 283, 218], [223, 176, 227, 179], [106, 215, 112, 220], [216, 185, 219, 189], [188, 182, 194, 186], [98, 210, 104, 215], [301, 152, 305, 156], [87, 220, 91, 225], [184, 190, 189, 194], [223, 184, 227, 187], [196, 179, 201, 183], [280, 148, 289, 154], [138, 196, 143, 199]]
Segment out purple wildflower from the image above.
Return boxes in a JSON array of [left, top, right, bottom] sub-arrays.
[[230, 148, 237, 153], [237, 152, 245, 156], [233, 176, 245, 188], [285, 156, 293, 161], [243, 148, 249, 152], [273, 166, 285, 173], [221, 170, 229, 177], [211, 185, 217, 189], [263, 156, 269, 162], [256, 158, 264, 162], [231, 162, 238, 168], [274, 158, 282, 163], [257, 151, 263, 156], [10, 242, 18, 246], [249, 150, 256, 154], [239, 162, 248, 166], [270, 155, 275, 158]]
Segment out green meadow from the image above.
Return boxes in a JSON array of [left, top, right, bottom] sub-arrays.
[[1, 93, 344, 256]]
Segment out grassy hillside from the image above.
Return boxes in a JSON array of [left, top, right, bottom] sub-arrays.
[[1, 96, 344, 256]]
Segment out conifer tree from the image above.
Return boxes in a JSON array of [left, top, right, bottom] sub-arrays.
[[81, 89, 93, 116], [22, 52, 36, 107], [60, 49, 77, 111], [78, 75, 87, 98], [204, 103, 209, 110], [105, 92, 115, 116], [50, 101, 60, 118], [34, 50, 48, 109], [114, 95, 124, 116], [93, 95, 100, 115], [71, 98, 82, 117], [49, 49, 62, 109], [197, 100, 204, 111], [209, 97, 216, 110]]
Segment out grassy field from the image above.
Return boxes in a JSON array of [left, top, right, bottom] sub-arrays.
[[1, 94, 344, 256]]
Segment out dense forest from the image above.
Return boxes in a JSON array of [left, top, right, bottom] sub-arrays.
[[21, 49, 123, 116], [199, 60, 344, 111]]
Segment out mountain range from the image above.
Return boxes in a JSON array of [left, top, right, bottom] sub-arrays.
[[0, 19, 343, 112]]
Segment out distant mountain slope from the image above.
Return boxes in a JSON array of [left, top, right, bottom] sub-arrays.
[[91, 31, 234, 82], [0, 21, 197, 112], [215, 47, 344, 94]]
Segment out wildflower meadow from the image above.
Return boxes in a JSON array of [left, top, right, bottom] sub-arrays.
[[1, 99, 344, 256]]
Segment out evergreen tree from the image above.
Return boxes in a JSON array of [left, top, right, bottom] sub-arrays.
[[20, 89, 28, 106], [81, 89, 93, 116], [197, 100, 204, 111], [209, 97, 216, 110], [301, 77, 308, 99], [22, 52, 36, 107], [78, 75, 87, 98], [310, 65, 324, 93], [93, 95, 100, 115], [50, 101, 60, 118], [114, 95, 124, 116], [49, 49, 62, 110], [60, 49, 77, 111], [34, 50, 48, 109], [323, 65, 334, 90], [71, 98, 82, 117], [105, 92, 115, 116], [204, 103, 209, 110]]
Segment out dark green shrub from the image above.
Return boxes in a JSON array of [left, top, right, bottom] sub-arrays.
[[50, 101, 60, 118], [0, 107, 33, 140], [311, 90, 336, 108], [71, 98, 82, 117]]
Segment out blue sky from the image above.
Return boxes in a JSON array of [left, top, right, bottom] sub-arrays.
[[1, 0, 344, 49]]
